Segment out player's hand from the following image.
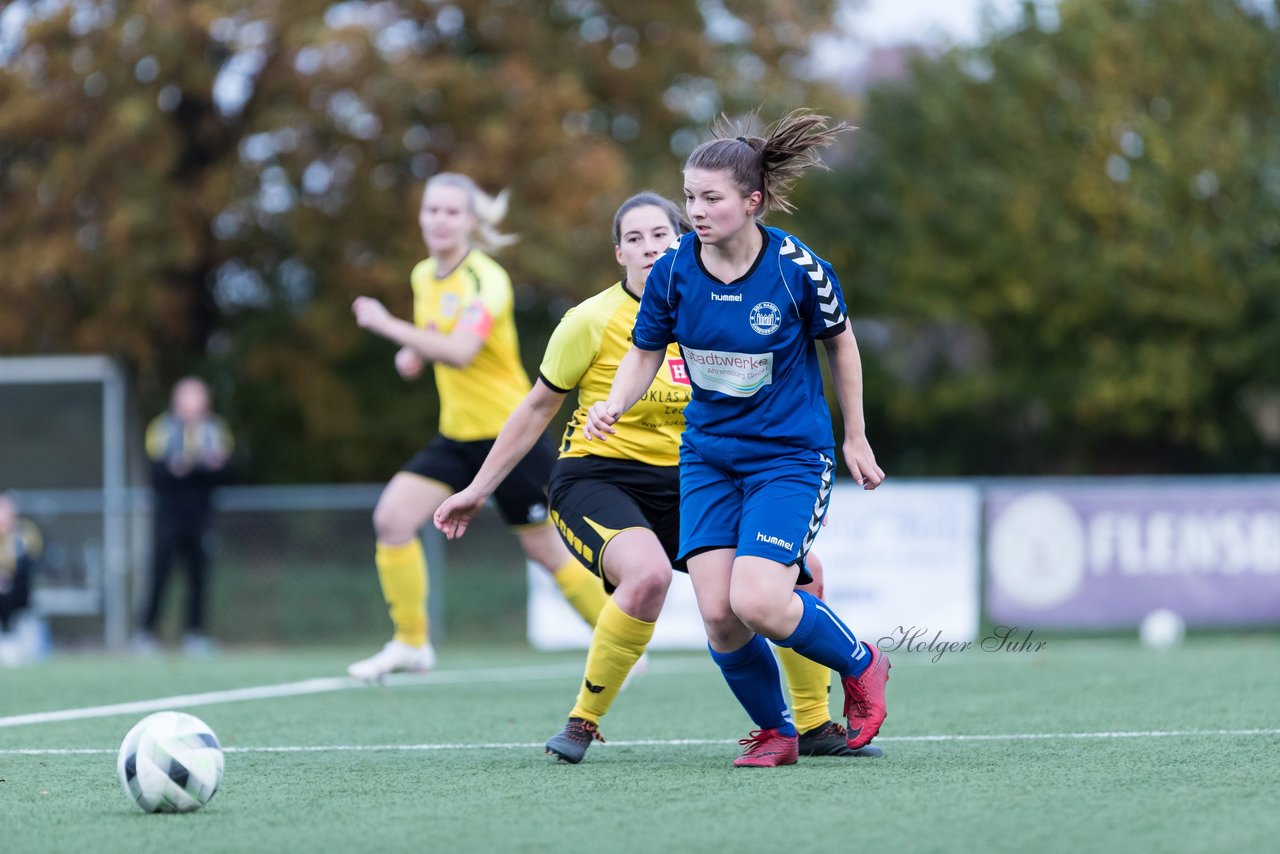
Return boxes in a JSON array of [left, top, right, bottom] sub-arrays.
[[433, 488, 487, 540], [201, 450, 229, 470], [582, 400, 620, 441], [395, 347, 424, 379], [843, 433, 885, 490], [352, 296, 392, 333]]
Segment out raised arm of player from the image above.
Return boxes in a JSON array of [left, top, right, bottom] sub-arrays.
[[433, 380, 568, 539], [822, 324, 885, 490], [352, 296, 486, 369], [582, 345, 665, 441]]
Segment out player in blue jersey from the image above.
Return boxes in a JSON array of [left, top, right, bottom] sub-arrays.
[[435, 192, 880, 763], [584, 110, 891, 767]]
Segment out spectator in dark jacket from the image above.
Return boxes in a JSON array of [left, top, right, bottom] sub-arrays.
[[136, 378, 233, 656]]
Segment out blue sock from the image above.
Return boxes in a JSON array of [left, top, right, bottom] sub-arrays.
[[708, 634, 796, 737], [776, 590, 871, 679]]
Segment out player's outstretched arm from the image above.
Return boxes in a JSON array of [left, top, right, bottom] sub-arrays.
[[352, 296, 485, 368], [434, 380, 567, 539], [822, 324, 885, 490], [583, 345, 665, 441]]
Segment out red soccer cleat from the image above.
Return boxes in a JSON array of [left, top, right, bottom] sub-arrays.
[[733, 728, 799, 768], [841, 644, 891, 749]]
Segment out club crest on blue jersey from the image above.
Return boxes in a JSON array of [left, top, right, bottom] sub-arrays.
[[749, 301, 782, 335]]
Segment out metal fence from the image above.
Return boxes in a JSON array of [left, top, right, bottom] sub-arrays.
[[20, 485, 536, 649], [18, 476, 1280, 652]]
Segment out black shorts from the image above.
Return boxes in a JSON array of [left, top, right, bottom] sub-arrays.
[[402, 434, 556, 527], [547, 456, 683, 591]]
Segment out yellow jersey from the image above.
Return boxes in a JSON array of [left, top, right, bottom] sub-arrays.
[[145, 414, 234, 463], [411, 249, 531, 441], [539, 281, 691, 467], [0, 518, 42, 583]]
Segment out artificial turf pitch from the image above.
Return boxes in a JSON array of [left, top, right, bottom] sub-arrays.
[[2, 636, 1277, 853]]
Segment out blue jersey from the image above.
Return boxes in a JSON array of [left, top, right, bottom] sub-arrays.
[[633, 224, 848, 450]]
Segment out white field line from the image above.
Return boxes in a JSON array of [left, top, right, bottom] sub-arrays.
[[0, 660, 714, 730], [5, 660, 1280, 753], [4, 728, 1280, 756]]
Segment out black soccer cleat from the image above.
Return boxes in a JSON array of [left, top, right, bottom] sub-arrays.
[[798, 720, 885, 757], [545, 717, 605, 764]]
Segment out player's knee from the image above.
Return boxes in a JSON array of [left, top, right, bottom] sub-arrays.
[[699, 603, 741, 648], [795, 577, 825, 601], [607, 558, 670, 610], [729, 588, 784, 637], [517, 525, 566, 570], [371, 504, 412, 544], [631, 563, 671, 605]]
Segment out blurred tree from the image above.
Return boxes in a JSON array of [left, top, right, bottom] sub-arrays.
[[799, 0, 1280, 475], [0, 0, 841, 481]]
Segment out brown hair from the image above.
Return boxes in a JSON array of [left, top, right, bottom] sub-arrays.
[[684, 109, 853, 217], [611, 191, 688, 245]]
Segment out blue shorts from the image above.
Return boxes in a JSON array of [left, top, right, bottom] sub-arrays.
[[678, 432, 833, 578]]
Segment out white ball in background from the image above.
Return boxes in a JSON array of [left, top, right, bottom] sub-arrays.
[[117, 711, 224, 813], [1139, 609, 1186, 650]]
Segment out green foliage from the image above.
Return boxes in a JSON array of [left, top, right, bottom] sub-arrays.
[[801, 0, 1280, 474], [0, 0, 836, 481]]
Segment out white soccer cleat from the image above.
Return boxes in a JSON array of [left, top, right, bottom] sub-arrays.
[[131, 631, 160, 657], [0, 634, 21, 667], [620, 651, 650, 692], [347, 640, 436, 681], [182, 633, 218, 659]]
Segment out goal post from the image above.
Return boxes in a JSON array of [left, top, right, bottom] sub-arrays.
[[0, 355, 130, 649]]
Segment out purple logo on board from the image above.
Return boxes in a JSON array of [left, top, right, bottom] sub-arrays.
[[985, 483, 1280, 628]]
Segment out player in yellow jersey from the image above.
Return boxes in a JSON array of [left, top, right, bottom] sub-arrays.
[[0, 492, 43, 666], [434, 193, 880, 761], [347, 173, 607, 680]]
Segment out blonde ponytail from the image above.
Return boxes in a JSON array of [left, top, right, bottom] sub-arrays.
[[424, 173, 519, 251]]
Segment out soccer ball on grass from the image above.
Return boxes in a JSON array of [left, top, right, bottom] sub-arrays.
[[1138, 609, 1186, 651], [117, 711, 224, 813]]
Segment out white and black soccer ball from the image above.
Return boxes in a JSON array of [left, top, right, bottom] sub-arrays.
[[117, 711, 224, 813]]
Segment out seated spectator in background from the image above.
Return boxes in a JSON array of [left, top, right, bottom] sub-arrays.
[[0, 491, 43, 666], [136, 377, 233, 657]]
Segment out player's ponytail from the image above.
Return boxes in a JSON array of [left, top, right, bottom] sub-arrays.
[[424, 173, 519, 251], [684, 109, 853, 217]]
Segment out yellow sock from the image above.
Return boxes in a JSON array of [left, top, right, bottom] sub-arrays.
[[569, 599, 655, 725], [553, 560, 607, 628], [375, 539, 428, 647], [777, 645, 833, 734]]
